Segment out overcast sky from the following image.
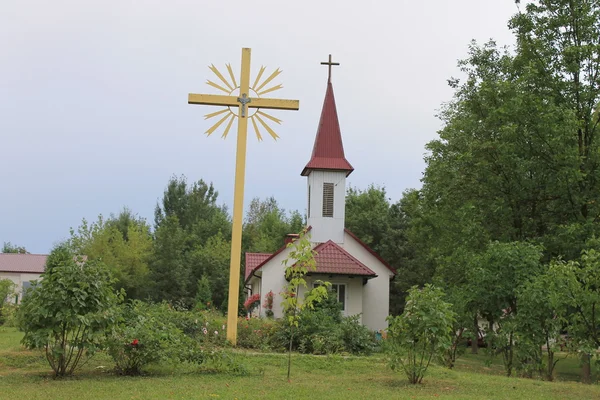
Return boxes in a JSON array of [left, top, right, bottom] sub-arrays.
[[1, 0, 520, 254]]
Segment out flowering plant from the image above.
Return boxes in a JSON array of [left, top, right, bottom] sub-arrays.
[[244, 293, 261, 312], [263, 291, 274, 318]]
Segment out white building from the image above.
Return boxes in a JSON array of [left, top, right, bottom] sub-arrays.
[[0, 253, 46, 303], [244, 74, 396, 332]]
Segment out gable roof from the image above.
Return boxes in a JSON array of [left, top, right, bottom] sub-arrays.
[[301, 82, 354, 176], [244, 227, 397, 283], [245, 253, 272, 281], [0, 253, 47, 274], [308, 240, 376, 277], [344, 228, 396, 275]]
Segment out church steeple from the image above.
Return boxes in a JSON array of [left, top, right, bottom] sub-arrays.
[[303, 55, 352, 244], [301, 78, 354, 177]]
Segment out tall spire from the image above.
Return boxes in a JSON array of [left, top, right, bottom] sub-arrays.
[[301, 56, 354, 176]]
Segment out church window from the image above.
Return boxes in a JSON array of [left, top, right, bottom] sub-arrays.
[[323, 183, 334, 217], [314, 282, 346, 311]]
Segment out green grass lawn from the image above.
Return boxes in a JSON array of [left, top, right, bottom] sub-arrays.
[[1, 327, 599, 400]]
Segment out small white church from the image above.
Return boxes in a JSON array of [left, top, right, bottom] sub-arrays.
[[245, 72, 396, 332]]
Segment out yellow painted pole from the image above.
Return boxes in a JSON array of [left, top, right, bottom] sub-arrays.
[[226, 48, 252, 344]]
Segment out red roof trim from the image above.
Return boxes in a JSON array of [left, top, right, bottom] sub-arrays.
[[244, 253, 272, 281], [344, 229, 396, 275], [244, 245, 285, 284], [307, 240, 376, 276]]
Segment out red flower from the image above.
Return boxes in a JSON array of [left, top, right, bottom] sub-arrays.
[[131, 339, 139, 346]]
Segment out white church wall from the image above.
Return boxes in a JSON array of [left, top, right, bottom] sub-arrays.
[[307, 170, 346, 244], [342, 231, 394, 332], [258, 246, 293, 319]]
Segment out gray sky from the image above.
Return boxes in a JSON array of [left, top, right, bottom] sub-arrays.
[[0, 0, 519, 254]]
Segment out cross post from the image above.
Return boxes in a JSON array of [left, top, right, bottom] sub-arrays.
[[188, 48, 299, 345], [320, 54, 340, 83]]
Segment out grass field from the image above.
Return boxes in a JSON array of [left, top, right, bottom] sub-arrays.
[[1, 327, 599, 400]]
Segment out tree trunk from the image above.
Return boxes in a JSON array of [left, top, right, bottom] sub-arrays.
[[582, 353, 591, 384], [471, 316, 479, 354], [547, 350, 554, 381]]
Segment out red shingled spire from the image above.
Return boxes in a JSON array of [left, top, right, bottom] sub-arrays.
[[301, 81, 354, 176]]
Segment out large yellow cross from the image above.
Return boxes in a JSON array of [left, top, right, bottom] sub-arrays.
[[188, 48, 299, 344]]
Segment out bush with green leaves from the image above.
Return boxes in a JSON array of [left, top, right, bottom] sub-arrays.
[[107, 301, 204, 375], [387, 284, 456, 384], [1, 303, 18, 327], [237, 316, 279, 350], [0, 279, 15, 326], [18, 244, 122, 377], [267, 294, 377, 355]]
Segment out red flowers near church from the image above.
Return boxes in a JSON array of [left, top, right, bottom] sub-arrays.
[[244, 293, 261, 311]]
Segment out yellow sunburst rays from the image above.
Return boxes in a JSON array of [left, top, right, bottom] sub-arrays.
[[203, 64, 285, 141]]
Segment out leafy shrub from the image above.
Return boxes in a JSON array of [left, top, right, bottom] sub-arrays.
[[340, 315, 377, 355], [1, 303, 18, 327], [18, 245, 122, 377], [195, 309, 228, 346], [194, 275, 212, 310], [107, 301, 210, 375], [0, 279, 15, 326], [269, 296, 377, 355], [237, 317, 279, 350], [387, 284, 456, 384]]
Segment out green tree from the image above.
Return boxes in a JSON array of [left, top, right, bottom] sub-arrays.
[[386, 284, 456, 384], [18, 244, 122, 377], [515, 270, 566, 381], [545, 241, 600, 382], [195, 275, 213, 309], [413, 0, 600, 301], [188, 233, 230, 309], [150, 215, 190, 305], [69, 210, 152, 299], [280, 230, 329, 382], [345, 185, 391, 253], [1, 242, 28, 254], [243, 196, 304, 253], [468, 241, 544, 377], [150, 176, 232, 308]]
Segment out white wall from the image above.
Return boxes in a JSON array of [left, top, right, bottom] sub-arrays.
[[258, 246, 293, 318], [306, 170, 346, 244], [342, 232, 394, 332], [0, 271, 42, 303]]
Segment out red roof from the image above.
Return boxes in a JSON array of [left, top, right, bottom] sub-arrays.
[[301, 82, 354, 176], [309, 240, 376, 276], [245, 253, 272, 280], [0, 253, 47, 274]]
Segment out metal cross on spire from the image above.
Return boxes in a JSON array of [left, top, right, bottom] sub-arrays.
[[320, 54, 340, 83]]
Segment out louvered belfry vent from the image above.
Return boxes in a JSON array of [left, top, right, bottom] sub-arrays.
[[323, 183, 334, 217]]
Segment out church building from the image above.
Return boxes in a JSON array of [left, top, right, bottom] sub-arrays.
[[244, 65, 396, 332]]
